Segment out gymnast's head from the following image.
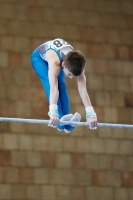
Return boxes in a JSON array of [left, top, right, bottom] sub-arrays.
[[62, 51, 86, 79]]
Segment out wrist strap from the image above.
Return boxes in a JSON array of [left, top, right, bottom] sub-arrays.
[[49, 104, 58, 111], [85, 106, 97, 119], [86, 112, 97, 119], [48, 104, 58, 118], [85, 106, 94, 113], [48, 110, 58, 118]]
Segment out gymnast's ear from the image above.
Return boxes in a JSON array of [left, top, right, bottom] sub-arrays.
[[61, 61, 65, 67]]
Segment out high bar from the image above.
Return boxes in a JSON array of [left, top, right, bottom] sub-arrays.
[[0, 117, 133, 129]]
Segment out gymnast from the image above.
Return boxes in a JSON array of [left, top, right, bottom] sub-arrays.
[[31, 38, 98, 133]]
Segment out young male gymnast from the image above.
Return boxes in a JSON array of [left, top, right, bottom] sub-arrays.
[[31, 38, 98, 133]]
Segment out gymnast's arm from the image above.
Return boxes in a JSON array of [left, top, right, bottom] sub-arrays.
[[77, 70, 91, 107], [46, 50, 61, 126], [77, 70, 98, 129]]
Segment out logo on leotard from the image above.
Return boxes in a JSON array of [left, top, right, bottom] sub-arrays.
[[53, 39, 69, 48]]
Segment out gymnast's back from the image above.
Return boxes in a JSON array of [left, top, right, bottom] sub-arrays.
[[37, 38, 74, 63]]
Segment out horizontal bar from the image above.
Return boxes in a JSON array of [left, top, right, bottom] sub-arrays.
[[0, 117, 133, 129]]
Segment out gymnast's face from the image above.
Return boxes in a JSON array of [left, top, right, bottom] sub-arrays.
[[63, 67, 74, 79], [61, 62, 74, 79]]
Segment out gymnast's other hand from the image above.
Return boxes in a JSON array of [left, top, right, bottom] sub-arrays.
[[48, 115, 60, 128], [86, 117, 98, 130]]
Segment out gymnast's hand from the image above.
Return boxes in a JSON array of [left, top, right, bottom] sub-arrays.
[[85, 106, 98, 130], [86, 117, 98, 130], [48, 115, 60, 128]]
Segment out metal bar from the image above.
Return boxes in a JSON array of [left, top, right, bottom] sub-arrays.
[[0, 117, 133, 129]]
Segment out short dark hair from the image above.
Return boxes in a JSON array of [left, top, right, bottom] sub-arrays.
[[64, 51, 86, 76]]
